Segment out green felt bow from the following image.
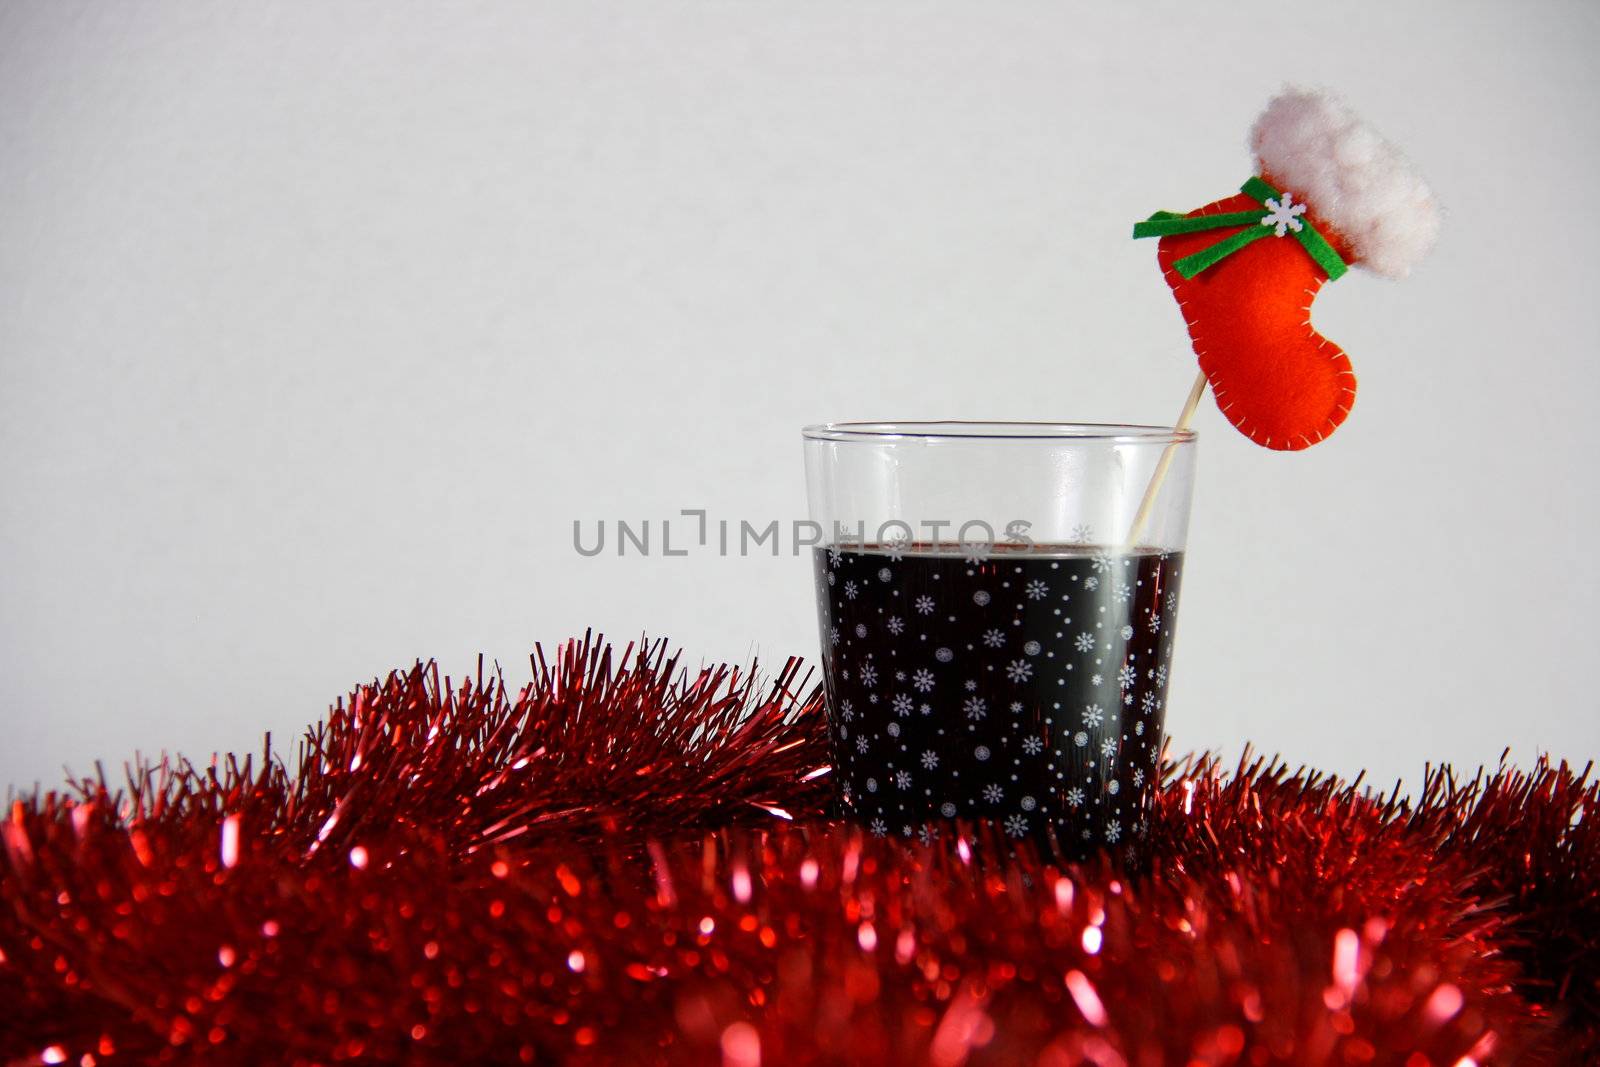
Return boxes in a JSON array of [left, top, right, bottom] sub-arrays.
[[1132, 176, 1348, 281]]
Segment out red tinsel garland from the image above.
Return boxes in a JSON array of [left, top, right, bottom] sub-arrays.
[[2, 635, 1595, 1065]]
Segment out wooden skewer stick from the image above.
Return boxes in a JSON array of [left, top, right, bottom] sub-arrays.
[[1125, 369, 1207, 548]]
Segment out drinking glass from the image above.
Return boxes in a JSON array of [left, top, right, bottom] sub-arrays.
[[802, 422, 1197, 861]]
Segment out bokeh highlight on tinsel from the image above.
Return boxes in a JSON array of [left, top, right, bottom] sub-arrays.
[[2, 635, 1595, 1064]]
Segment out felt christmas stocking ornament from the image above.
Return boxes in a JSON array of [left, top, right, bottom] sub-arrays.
[[1134, 90, 1440, 450]]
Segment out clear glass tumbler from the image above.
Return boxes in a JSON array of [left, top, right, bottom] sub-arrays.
[[802, 422, 1197, 861]]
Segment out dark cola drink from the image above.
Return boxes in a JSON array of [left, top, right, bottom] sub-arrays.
[[813, 544, 1182, 861]]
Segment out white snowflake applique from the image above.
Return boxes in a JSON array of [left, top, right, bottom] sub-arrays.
[[1100, 737, 1117, 758], [1104, 820, 1123, 843], [1021, 736, 1044, 755], [1260, 190, 1308, 237], [1132, 768, 1145, 788], [1074, 633, 1096, 653], [1118, 664, 1138, 690], [963, 696, 988, 720], [1065, 787, 1086, 808], [1083, 576, 1099, 591], [1024, 580, 1050, 600], [1090, 552, 1115, 574], [1004, 814, 1029, 839], [1120, 624, 1134, 640], [844, 580, 860, 600], [1073, 731, 1089, 748], [829, 626, 841, 645], [982, 629, 1006, 648], [869, 817, 887, 836], [919, 823, 939, 845], [856, 736, 870, 753], [894, 770, 913, 790], [1082, 705, 1105, 728], [920, 750, 939, 769], [914, 595, 936, 615], [886, 616, 905, 636], [1005, 660, 1033, 683], [982, 783, 1004, 803], [911, 669, 935, 693], [859, 663, 878, 686], [893, 694, 914, 717], [1070, 523, 1095, 543], [1140, 692, 1157, 714], [1148, 613, 1161, 634], [828, 547, 842, 568], [840, 699, 855, 722]]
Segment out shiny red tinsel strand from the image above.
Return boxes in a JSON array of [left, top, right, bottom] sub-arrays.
[[2, 634, 1595, 1065]]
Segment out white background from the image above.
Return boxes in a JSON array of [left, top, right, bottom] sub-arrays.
[[3, 1, 1596, 794]]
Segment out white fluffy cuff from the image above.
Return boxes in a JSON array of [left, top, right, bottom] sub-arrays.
[[1250, 89, 1440, 278]]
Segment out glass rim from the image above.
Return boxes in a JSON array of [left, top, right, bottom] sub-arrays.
[[801, 420, 1197, 444]]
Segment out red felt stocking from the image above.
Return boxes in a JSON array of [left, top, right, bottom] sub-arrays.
[[1150, 188, 1355, 451]]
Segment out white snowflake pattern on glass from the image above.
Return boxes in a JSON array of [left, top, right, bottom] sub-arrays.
[[893, 694, 914, 717], [1091, 552, 1114, 574], [856, 736, 870, 753], [1074, 632, 1096, 653], [982, 629, 1006, 648], [1024, 580, 1049, 600], [895, 670, 906, 682], [963, 679, 978, 692], [1120, 624, 1134, 640], [1100, 737, 1117, 758], [1167, 591, 1178, 613], [1123, 693, 1134, 706], [827, 572, 837, 586], [1131, 768, 1145, 788], [1021, 736, 1043, 755], [828, 547, 842, 568], [1135, 720, 1145, 736], [1020, 795, 1037, 811], [894, 770, 912, 790], [1140, 692, 1157, 714], [1073, 731, 1089, 748], [1090, 674, 1103, 687], [1104, 820, 1122, 843], [1009, 701, 1024, 714], [920, 750, 939, 769], [1065, 787, 1086, 808], [972, 590, 991, 606], [860, 664, 878, 686], [830, 626, 841, 645], [854, 623, 868, 639], [869, 818, 887, 836], [940, 801, 958, 818], [877, 567, 893, 583], [1004, 814, 1029, 838], [912, 669, 935, 692], [1023, 640, 1042, 656], [919, 703, 933, 715], [885, 538, 909, 561], [1156, 665, 1169, 687], [914, 595, 936, 615], [1005, 660, 1033, 683], [1070, 523, 1094, 543], [1082, 705, 1104, 728], [886, 722, 900, 738], [963, 697, 987, 720], [974, 745, 991, 761], [919, 824, 938, 845], [1083, 576, 1099, 591], [1107, 779, 1120, 796], [1118, 665, 1138, 690], [886, 616, 905, 636], [1113, 579, 1133, 605], [865, 777, 878, 793], [840, 700, 854, 722], [963, 543, 989, 564], [844, 580, 860, 600], [982, 783, 1004, 803], [1148, 613, 1161, 633]]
